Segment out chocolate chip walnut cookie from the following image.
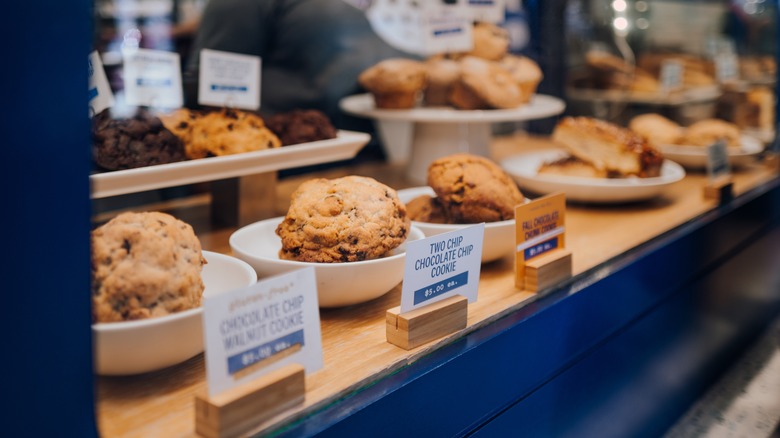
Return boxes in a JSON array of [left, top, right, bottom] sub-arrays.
[[91, 211, 207, 323], [276, 176, 410, 263]]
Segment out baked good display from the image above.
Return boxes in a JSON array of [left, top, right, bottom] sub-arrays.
[[537, 156, 609, 179], [276, 176, 410, 263], [552, 117, 664, 178], [358, 58, 427, 109], [465, 22, 510, 61], [405, 194, 449, 224], [423, 57, 461, 106], [681, 119, 742, 148], [92, 108, 187, 171], [91, 211, 206, 323], [186, 108, 281, 159], [499, 54, 543, 103], [265, 109, 337, 146], [449, 56, 524, 110], [425, 153, 525, 223], [628, 113, 685, 146]]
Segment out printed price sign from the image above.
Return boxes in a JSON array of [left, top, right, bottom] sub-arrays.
[[659, 59, 684, 93], [400, 224, 484, 313], [122, 48, 183, 109], [202, 267, 323, 398], [714, 53, 739, 83], [515, 192, 566, 289], [706, 140, 730, 180], [467, 0, 506, 23], [198, 49, 261, 110], [366, 0, 473, 56], [88, 51, 114, 117]]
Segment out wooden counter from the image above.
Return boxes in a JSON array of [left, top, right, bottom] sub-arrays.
[[96, 133, 779, 437]]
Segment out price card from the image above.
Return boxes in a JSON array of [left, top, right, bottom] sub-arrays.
[[714, 52, 739, 83], [706, 140, 731, 180], [514, 193, 565, 289], [202, 267, 323, 398], [400, 224, 484, 313], [198, 49, 261, 110], [659, 59, 684, 93], [466, 0, 506, 23], [122, 48, 183, 109], [366, 0, 473, 56], [88, 51, 114, 117]]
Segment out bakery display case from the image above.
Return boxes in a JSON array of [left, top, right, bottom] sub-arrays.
[[6, 1, 780, 437]]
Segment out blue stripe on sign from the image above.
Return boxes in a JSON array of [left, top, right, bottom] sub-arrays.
[[469, 0, 495, 4], [210, 84, 248, 92], [227, 329, 304, 375], [136, 78, 172, 87], [414, 271, 469, 306], [524, 238, 558, 259], [87, 87, 98, 100], [433, 28, 463, 36]]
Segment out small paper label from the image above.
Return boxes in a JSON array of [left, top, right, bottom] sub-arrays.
[[467, 0, 506, 23], [202, 267, 323, 398], [659, 60, 684, 93], [515, 192, 566, 290], [714, 53, 739, 83], [707, 140, 731, 180], [122, 48, 183, 109], [198, 49, 261, 110], [423, 1, 474, 55], [400, 224, 484, 313], [88, 51, 114, 117]]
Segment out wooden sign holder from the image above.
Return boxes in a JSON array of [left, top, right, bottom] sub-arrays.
[[195, 363, 305, 438], [524, 249, 573, 292], [386, 295, 468, 350], [703, 174, 734, 204]]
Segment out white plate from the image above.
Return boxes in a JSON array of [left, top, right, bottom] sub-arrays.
[[93, 251, 257, 376], [501, 149, 686, 203], [339, 93, 566, 123], [397, 186, 517, 263], [90, 130, 370, 198], [566, 86, 722, 106], [230, 217, 425, 308], [660, 134, 764, 169]]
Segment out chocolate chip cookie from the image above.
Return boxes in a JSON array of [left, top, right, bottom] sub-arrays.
[[276, 176, 410, 263]]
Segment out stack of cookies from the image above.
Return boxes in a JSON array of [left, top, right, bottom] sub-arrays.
[[407, 154, 525, 224], [358, 22, 543, 110]]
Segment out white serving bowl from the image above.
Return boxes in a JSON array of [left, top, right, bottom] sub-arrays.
[[229, 217, 425, 308], [397, 186, 517, 263], [92, 251, 257, 376]]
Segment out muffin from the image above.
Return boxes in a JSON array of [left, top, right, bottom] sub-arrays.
[[427, 153, 525, 223], [92, 108, 187, 171], [265, 109, 337, 146], [91, 212, 207, 323], [466, 22, 510, 61], [499, 54, 543, 103], [449, 56, 523, 110], [276, 176, 410, 263], [358, 58, 427, 109], [423, 57, 461, 107], [629, 113, 684, 146]]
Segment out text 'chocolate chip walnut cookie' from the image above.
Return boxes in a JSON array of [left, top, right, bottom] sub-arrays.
[[276, 176, 410, 263], [91, 211, 207, 323]]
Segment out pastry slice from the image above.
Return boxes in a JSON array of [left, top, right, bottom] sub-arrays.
[[552, 117, 664, 177], [538, 156, 608, 179]]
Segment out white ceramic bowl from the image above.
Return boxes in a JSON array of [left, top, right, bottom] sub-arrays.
[[229, 217, 425, 308], [92, 251, 257, 376], [397, 186, 516, 263]]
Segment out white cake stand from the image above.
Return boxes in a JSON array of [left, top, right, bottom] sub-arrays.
[[340, 93, 566, 183]]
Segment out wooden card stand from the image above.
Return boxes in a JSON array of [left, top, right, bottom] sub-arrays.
[[195, 363, 305, 438], [386, 295, 468, 350], [524, 249, 573, 292], [703, 175, 734, 204]]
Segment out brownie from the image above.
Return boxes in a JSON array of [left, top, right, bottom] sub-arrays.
[[92, 108, 187, 171], [266, 109, 338, 146]]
